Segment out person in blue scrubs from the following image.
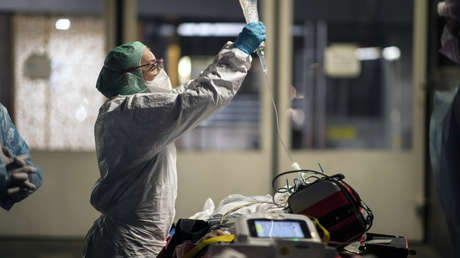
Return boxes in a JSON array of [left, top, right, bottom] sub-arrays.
[[0, 103, 42, 210]]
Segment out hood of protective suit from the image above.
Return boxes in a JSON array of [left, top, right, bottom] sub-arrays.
[[96, 41, 149, 98]]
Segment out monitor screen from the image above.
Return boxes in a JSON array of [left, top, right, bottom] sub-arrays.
[[248, 219, 309, 239]]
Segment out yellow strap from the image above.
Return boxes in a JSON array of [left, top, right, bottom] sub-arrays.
[[183, 234, 235, 258], [308, 216, 330, 243]]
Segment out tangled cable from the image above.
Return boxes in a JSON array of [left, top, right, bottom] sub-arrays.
[[271, 164, 374, 234]]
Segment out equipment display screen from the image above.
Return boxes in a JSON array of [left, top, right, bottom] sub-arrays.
[[247, 219, 310, 239]]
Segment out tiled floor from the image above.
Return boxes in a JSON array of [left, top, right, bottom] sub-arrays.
[[0, 239, 445, 258]]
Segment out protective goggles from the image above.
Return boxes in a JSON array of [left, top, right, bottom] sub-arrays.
[[120, 58, 164, 74]]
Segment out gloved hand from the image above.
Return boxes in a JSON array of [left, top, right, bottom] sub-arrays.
[[235, 22, 266, 55], [1, 146, 37, 195]]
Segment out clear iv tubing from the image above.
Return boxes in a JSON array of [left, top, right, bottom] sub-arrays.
[[239, 0, 300, 170], [256, 48, 267, 73], [259, 55, 299, 170]]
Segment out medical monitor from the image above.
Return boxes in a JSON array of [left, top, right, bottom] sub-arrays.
[[248, 219, 310, 239]]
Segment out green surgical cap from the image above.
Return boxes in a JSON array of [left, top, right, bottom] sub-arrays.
[[96, 41, 148, 98]]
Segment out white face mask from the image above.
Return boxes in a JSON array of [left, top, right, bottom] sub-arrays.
[[145, 69, 173, 93]]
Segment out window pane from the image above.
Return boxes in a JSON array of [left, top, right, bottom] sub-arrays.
[[14, 15, 105, 151], [291, 0, 414, 150]]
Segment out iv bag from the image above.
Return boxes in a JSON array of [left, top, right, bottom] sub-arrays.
[[238, 0, 267, 73], [238, 0, 259, 24]]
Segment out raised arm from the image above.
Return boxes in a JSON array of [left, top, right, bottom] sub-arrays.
[[96, 43, 250, 160]]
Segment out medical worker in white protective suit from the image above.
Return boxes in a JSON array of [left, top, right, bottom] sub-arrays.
[[83, 22, 266, 257]]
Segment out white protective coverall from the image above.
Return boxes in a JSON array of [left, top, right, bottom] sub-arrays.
[[83, 42, 252, 257]]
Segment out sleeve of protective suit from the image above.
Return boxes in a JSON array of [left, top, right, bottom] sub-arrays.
[[0, 104, 43, 210], [96, 42, 252, 165]]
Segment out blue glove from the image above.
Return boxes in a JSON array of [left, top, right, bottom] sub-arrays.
[[235, 22, 266, 55]]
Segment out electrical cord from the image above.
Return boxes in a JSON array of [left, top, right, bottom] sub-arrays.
[[272, 169, 331, 193], [271, 168, 374, 235], [271, 169, 331, 208]]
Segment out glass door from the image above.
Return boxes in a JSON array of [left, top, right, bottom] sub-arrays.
[[276, 0, 427, 240]]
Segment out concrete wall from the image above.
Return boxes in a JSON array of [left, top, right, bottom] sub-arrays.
[[0, 150, 273, 237]]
